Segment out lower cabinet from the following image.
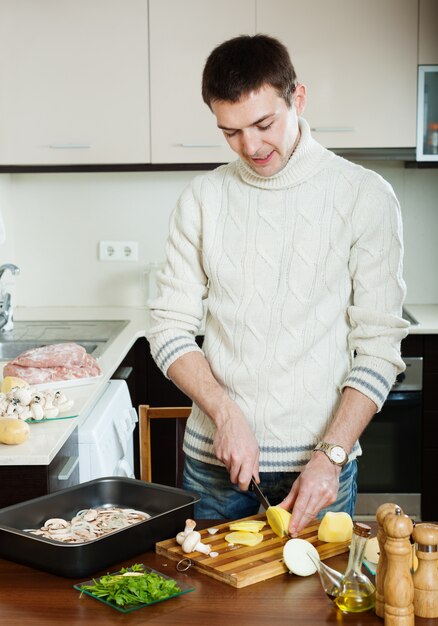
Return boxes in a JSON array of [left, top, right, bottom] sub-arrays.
[[0, 429, 79, 508], [422, 335, 438, 521]]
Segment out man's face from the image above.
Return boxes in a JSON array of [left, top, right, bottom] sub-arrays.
[[211, 84, 306, 177]]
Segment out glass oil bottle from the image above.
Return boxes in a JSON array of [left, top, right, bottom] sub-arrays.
[[307, 551, 344, 601], [335, 522, 376, 613]]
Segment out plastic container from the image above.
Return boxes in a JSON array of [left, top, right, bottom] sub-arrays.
[[0, 476, 199, 578]]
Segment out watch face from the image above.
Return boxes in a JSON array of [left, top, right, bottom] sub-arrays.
[[331, 445, 347, 463]]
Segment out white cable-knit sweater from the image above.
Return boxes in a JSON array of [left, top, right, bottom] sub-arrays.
[[147, 118, 409, 472]]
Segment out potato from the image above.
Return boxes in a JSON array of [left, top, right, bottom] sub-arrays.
[[318, 511, 353, 542], [0, 417, 30, 445]]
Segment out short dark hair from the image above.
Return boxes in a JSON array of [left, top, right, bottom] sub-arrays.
[[202, 34, 297, 108]]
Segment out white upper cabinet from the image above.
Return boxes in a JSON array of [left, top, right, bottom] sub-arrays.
[[0, 0, 150, 165], [419, 0, 438, 64], [256, 0, 418, 149], [149, 0, 255, 163]]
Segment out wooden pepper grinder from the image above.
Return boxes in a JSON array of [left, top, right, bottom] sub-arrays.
[[412, 522, 438, 618], [375, 503, 402, 618], [383, 507, 414, 626]]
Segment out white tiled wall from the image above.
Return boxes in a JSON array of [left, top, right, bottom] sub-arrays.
[[0, 161, 437, 308]]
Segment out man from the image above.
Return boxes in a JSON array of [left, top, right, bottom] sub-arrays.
[[147, 34, 408, 535]]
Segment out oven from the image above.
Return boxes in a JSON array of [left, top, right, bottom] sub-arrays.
[[355, 356, 423, 521]]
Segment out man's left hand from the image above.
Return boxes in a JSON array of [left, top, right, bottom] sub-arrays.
[[278, 453, 341, 536]]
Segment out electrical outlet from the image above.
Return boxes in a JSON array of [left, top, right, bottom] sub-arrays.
[[99, 241, 139, 261]]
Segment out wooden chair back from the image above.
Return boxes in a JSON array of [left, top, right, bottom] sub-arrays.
[[139, 405, 191, 485]]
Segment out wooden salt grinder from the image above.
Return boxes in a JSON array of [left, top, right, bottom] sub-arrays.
[[412, 522, 438, 618], [383, 509, 414, 626], [375, 503, 401, 618]]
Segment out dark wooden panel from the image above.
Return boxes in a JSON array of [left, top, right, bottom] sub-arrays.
[[422, 410, 438, 443], [421, 334, 438, 521], [422, 446, 438, 522], [424, 334, 438, 373], [423, 373, 438, 410], [401, 334, 424, 357]]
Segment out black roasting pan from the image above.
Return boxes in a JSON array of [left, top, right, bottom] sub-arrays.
[[0, 476, 199, 578]]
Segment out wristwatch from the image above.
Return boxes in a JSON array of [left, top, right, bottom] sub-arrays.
[[313, 441, 348, 467]]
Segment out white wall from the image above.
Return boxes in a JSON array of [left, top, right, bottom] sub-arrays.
[[0, 170, 195, 307], [0, 162, 437, 308]]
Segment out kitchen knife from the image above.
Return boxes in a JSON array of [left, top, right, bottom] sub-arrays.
[[250, 477, 271, 510]]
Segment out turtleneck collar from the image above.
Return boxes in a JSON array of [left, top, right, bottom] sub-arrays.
[[237, 117, 329, 190]]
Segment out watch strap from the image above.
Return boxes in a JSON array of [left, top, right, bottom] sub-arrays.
[[313, 441, 348, 467]]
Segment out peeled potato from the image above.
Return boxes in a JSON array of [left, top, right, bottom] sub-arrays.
[[266, 505, 291, 537], [0, 417, 30, 445], [1, 376, 29, 393], [318, 511, 353, 542], [225, 531, 264, 546], [283, 538, 320, 576]]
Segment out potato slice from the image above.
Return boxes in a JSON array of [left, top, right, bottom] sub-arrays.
[[283, 538, 320, 576], [225, 531, 264, 546], [364, 536, 380, 563], [228, 520, 266, 533]]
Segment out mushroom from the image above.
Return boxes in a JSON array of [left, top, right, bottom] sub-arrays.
[[30, 401, 44, 421], [176, 518, 197, 545], [12, 387, 33, 406], [181, 530, 211, 555]]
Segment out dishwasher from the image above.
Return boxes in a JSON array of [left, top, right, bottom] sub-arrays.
[[78, 379, 138, 482]]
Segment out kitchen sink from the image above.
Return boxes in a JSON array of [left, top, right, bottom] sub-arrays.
[[0, 320, 128, 361], [0, 340, 103, 361]]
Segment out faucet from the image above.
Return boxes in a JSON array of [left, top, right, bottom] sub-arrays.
[[0, 264, 20, 332]]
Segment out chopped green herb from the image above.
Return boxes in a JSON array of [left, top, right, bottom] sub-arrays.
[[79, 564, 181, 607]]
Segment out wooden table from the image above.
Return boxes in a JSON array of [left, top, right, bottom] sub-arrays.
[[0, 546, 435, 626]]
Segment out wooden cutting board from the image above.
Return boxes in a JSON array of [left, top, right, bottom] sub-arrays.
[[156, 512, 350, 588]]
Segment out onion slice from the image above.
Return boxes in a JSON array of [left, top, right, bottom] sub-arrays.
[[283, 538, 320, 576]]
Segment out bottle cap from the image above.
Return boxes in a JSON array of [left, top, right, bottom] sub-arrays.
[[353, 522, 372, 538]]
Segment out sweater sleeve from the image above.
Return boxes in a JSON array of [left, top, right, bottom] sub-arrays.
[[341, 172, 409, 410], [146, 177, 207, 377]]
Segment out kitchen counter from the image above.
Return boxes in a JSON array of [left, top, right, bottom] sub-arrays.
[[405, 304, 438, 334], [1, 540, 435, 626], [0, 306, 150, 466], [0, 303, 437, 468]]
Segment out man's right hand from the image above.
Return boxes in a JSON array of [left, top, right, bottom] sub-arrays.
[[167, 351, 259, 491], [213, 407, 260, 491]]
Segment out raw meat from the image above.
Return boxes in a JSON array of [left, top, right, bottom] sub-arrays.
[[3, 342, 101, 384]]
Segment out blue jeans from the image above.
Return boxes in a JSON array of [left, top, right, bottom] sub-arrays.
[[182, 455, 357, 520]]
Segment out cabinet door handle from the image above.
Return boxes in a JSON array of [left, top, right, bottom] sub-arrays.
[[49, 143, 91, 149], [178, 143, 223, 148], [58, 455, 79, 480], [310, 127, 355, 133]]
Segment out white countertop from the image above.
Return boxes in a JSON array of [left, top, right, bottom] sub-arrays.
[[0, 306, 150, 466], [0, 303, 437, 467], [404, 304, 438, 334]]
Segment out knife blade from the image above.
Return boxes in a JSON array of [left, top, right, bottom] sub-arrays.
[[250, 477, 271, 510]]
